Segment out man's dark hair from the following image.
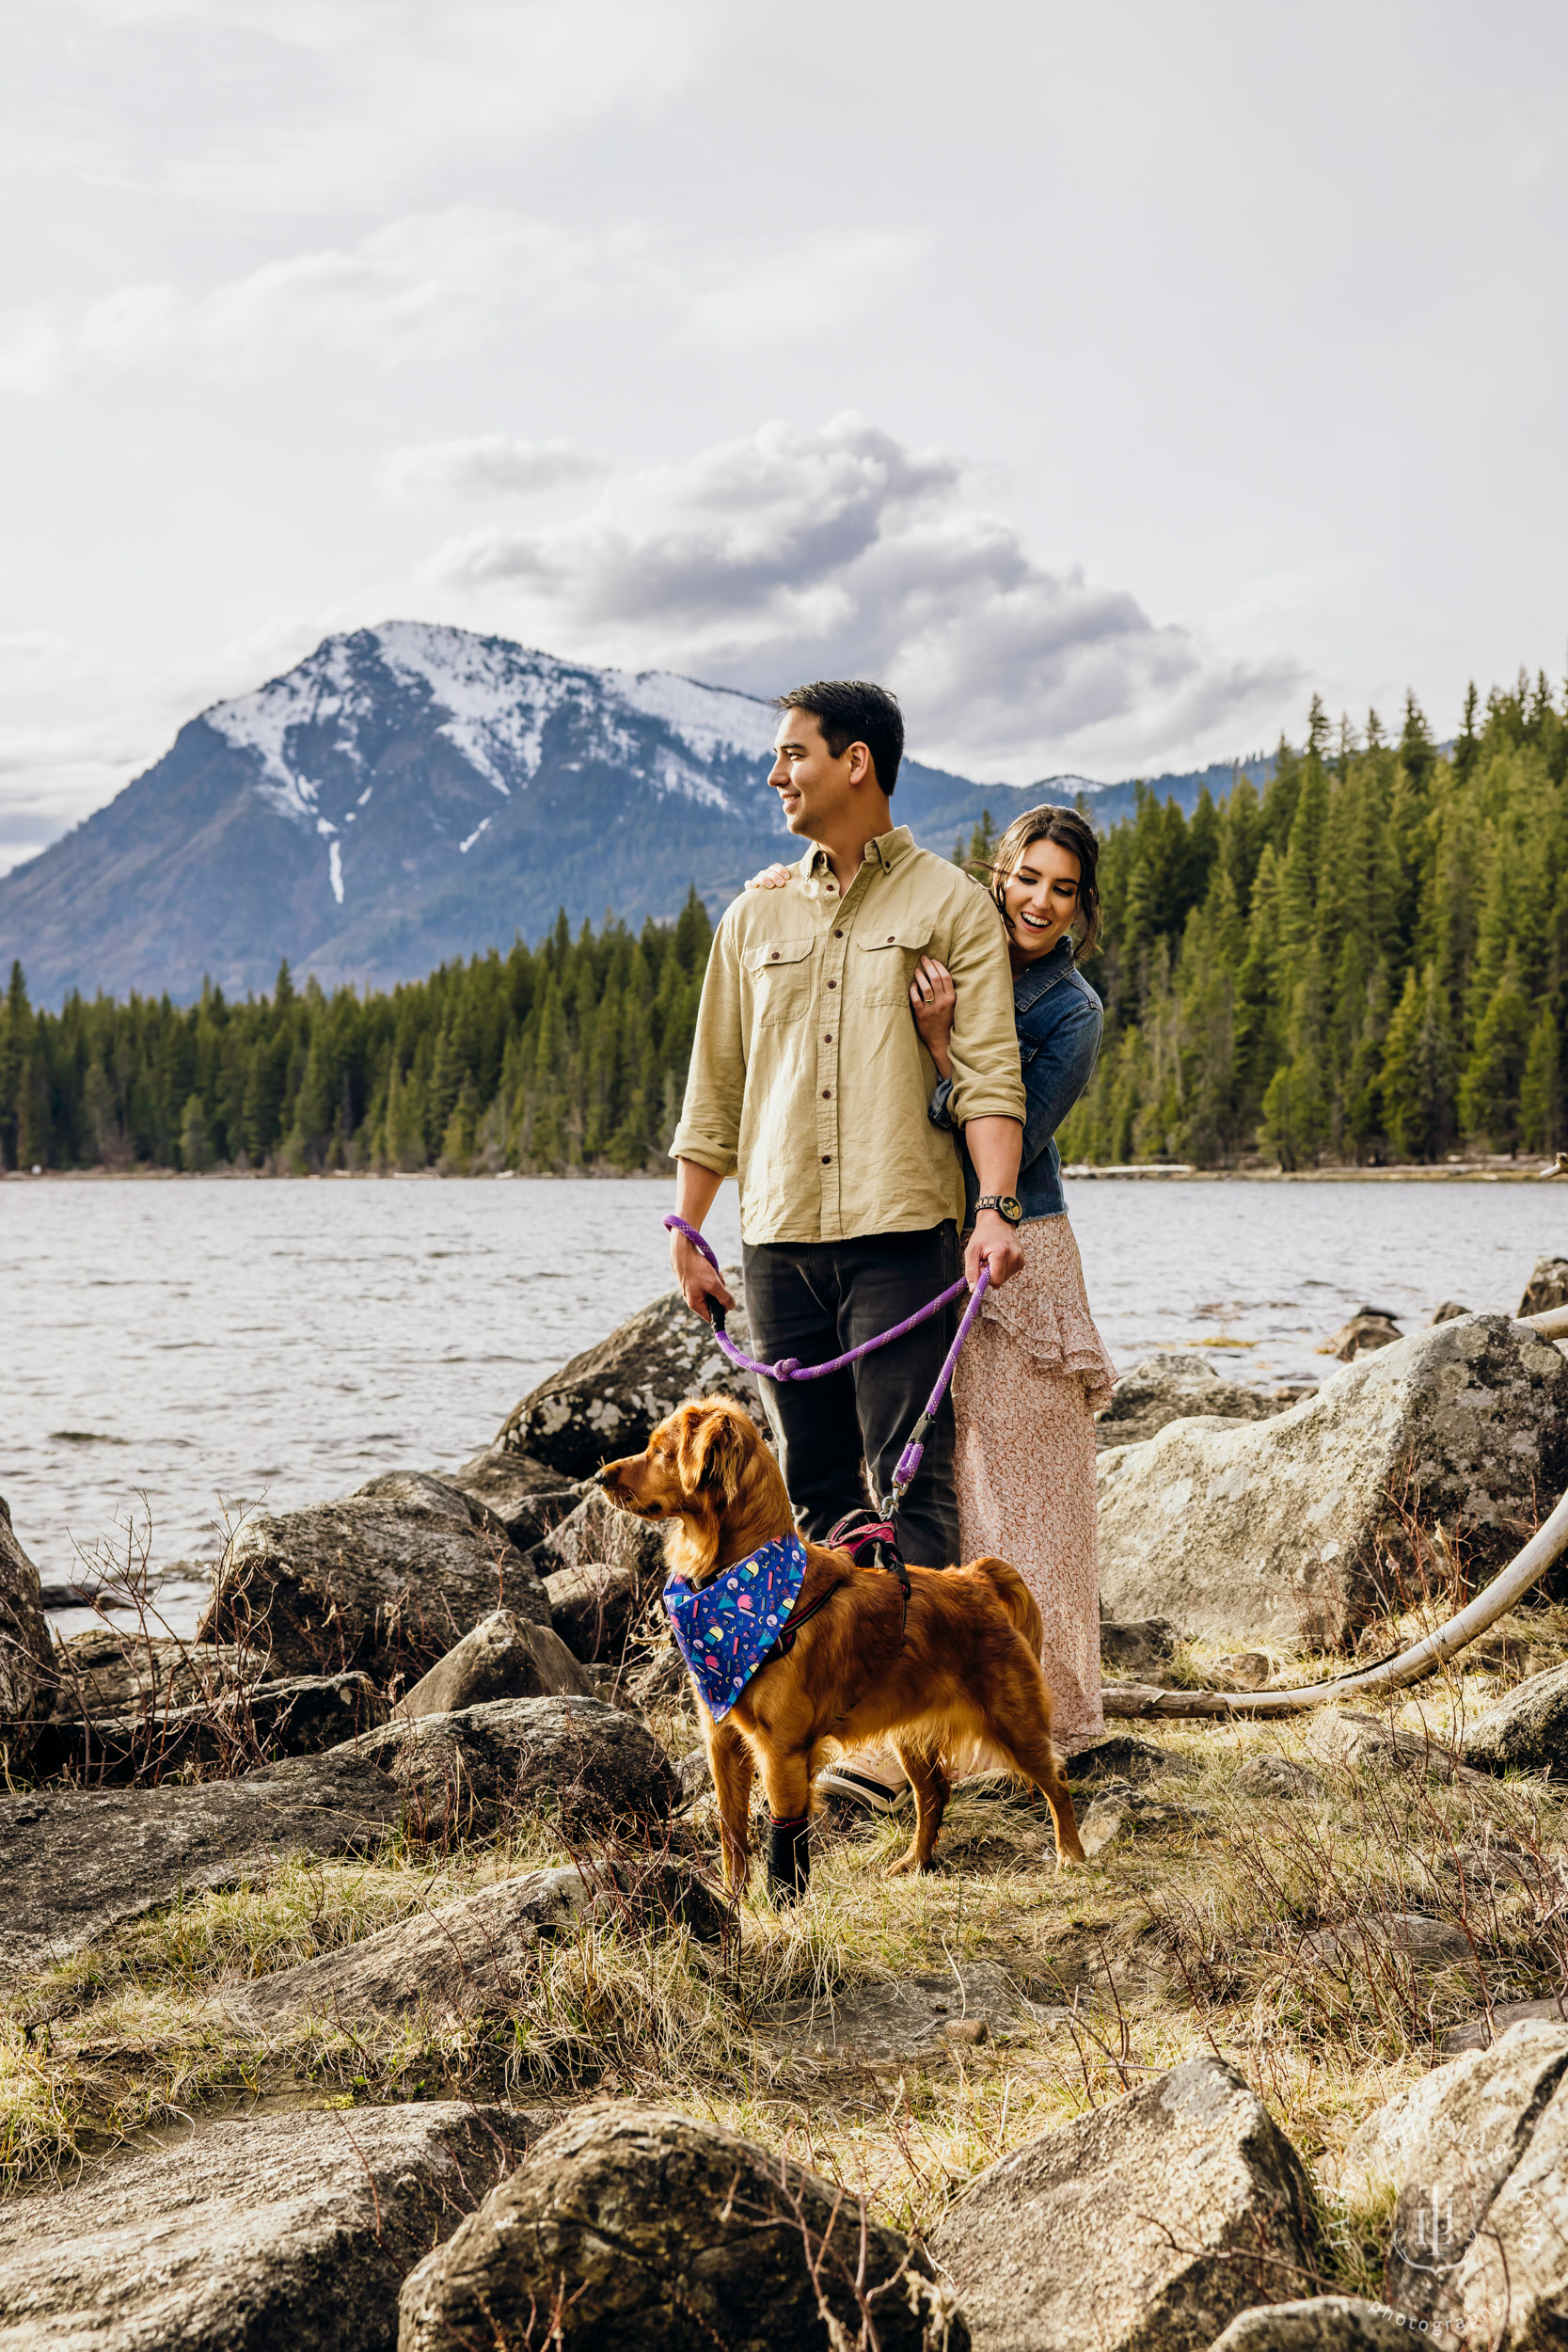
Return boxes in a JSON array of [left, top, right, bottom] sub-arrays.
[[773, 679, 904, 795]]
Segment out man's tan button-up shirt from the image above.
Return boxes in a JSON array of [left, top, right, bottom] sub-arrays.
[[670, 825, 1025, 1244]]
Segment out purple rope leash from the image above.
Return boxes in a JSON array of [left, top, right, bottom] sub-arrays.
[[663, 1213, 991, 1508]]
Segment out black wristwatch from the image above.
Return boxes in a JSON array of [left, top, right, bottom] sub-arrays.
[[974, 1194, 1023, 1227]]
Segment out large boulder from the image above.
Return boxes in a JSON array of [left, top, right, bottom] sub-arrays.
[[445, 1446, 581, 1550], [529, 1487, 669, 1596], [496, 1284, 765, 1482], [0, 2100, 540, 2351], [0, 1494, 52, 1758], [0, 1746, 406, 1974], [356, 1694, 677, 1841], [236, 1856, 730, 2034], [29, 1669, 388, 1783], [1464, 1660, 1568, 1777], [198, 1471, 550, 1683], [1097, 1314, 1568, 1648], [398, 2101, 967, 2352], [1094, 1354, 1289, 1452], [399, 1607, 594, 1718], [1340, 2016, 1568, 2342], [931, 2054, 1312, 2352], [1521, 1256, 1568, 1316]]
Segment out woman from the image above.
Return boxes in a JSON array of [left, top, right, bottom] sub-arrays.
[[747, 805, 1115, 1759], [915, 805, 1115, 1752]]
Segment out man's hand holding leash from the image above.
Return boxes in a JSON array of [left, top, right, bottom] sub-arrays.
[[669, 1163, 735, 1323]]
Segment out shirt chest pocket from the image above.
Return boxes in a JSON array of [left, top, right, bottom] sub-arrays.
[[746, 937, 816, 1025], [853, 926, 931, 1004]]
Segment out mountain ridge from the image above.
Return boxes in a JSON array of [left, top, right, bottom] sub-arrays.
[[0, 622, 1268, 1003]]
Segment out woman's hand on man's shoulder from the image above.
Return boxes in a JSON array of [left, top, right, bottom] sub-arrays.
[[744, 864, 794, 890]]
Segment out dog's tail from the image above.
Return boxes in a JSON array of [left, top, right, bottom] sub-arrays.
[[970, 1555, 1044, 1658]]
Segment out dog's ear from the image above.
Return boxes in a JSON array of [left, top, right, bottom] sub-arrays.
[[693, 1408, 749, 1505]]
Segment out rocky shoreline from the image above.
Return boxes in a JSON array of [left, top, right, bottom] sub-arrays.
[[5, 1261, 1568, 2346]]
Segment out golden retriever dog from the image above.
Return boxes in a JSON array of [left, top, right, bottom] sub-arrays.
[[596, 1396, 1085, 1898]]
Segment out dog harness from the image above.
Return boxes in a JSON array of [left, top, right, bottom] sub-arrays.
[[663, 1533, 817, 1720]]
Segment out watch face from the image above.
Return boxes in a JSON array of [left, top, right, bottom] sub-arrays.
[[1000, 1196, 1022, 1224]]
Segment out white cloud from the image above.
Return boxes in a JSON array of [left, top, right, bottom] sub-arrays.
[[427, 415, 1301, 776], [377, 435, 609, 506], [0, 209, 920, 394]]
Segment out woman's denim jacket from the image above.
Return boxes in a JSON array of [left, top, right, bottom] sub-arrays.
[[928, 939, 1103, 1223]]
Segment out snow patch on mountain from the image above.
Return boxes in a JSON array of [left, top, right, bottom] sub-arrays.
[[614, 668, 777, 765], [206, 637, 367, 823]]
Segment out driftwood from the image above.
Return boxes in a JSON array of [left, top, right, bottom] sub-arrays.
[[1102, 1303, 1568, 1722]]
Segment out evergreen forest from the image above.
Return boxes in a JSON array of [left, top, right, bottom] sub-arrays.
[[0, 668, 1563, 1176]]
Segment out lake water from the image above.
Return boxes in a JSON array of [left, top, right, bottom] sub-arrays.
[[3, 1174, 1562, 1633]]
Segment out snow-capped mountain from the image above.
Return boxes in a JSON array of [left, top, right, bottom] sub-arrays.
[[0, 625, 1009, 1001], [0, 622, 1262, 1003]]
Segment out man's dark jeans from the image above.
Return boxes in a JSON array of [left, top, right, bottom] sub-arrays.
[[740, 1222, 962, 1568]]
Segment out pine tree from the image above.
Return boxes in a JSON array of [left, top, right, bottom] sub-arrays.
[[1522, 1006, 1562, 1155]]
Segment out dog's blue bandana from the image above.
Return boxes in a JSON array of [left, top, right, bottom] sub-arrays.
[[663, 1534, 809, 1721]]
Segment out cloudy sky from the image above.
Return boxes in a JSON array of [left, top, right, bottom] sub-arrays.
[[2, 0, 1566, 871]]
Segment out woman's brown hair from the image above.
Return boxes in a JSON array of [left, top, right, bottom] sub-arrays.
[[973, 804, 1102, 961]]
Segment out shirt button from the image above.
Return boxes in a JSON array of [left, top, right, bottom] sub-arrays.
[[821, 1089, 831, 1099], [821, 1153, 831, 1164], [769, 949, 780, 960], [886, 934, 895, 943], [823, 1033, 832, 1042], [834, 929, 843, 938], [827, 979, 836, 990]]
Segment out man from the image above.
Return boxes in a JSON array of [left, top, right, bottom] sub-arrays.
[[668, 678, 1025, 1587]]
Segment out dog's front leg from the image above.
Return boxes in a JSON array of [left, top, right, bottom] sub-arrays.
[[757, 1749, 813, 1902], [705, 1715, 754, 1899]]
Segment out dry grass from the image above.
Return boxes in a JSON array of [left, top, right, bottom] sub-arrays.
[[5, 1605, 1567, 2313]]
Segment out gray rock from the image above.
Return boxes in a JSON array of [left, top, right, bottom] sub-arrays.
[[0, 1494, 51, 1758], [40, 1626, 254, 1722], [755, 1961, 1032, 2062], [1099, 1616, 1180, 1676], [1209, 2298, 1410, 2349], [198, 1471, 550, 1682], [399, 1607, 594, 1719], [1218, 1651, 1273, 1690], [531, 1486, 669, 1596], [0, 1746, 405, 1974], [931, 2054, 1313, 2352], [1077, 1785, 1208, 1857], [1340, 2017, 1568, 2339], [356, 1694, 677, 1841], [1094, 1353, 1287, 1452], [495, 1282, 766, 1482], [1319, 1310, 1402, 1361], [1067, 1734, 1198, 1786], [673, 1749, 710, 1808], [398, 2101, 967, 2352], [1296, 1912, 1474, 1972], [1234, 1753, 1325, 1801], [1306, 1708, 1482, 1785], [1429, 1299, 1472, 1325], [30, 1670, 388, 1782], [1097, 1315, 1568, 1648], [544, 1559, 641, 1663], [235, 1854, 730, 2033], [0, 2099, 539, 2350], [446, 1446, 580, 1549], [1521, 1256, 1568, 1316], [1465, 1660, 1568, 1778], [1440, 1995, 1568, 2058]]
